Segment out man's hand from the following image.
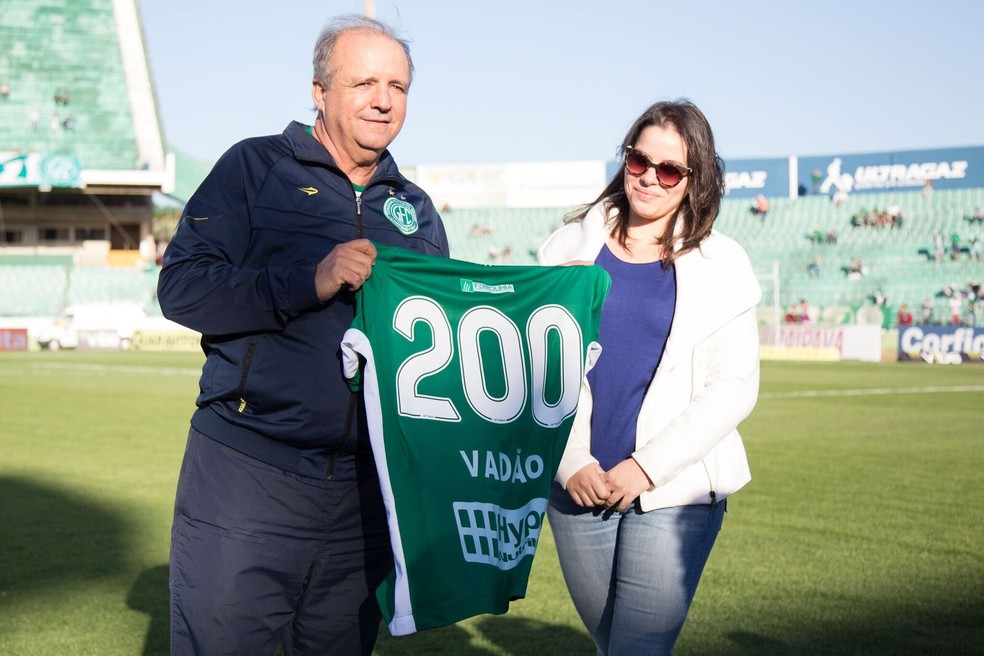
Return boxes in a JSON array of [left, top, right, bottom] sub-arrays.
[[604, 458, 654, 513], [565, 463, 612, 508], [315, 239, 377, 301]]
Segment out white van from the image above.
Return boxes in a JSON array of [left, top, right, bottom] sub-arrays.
[[38, 302, 147, 351]]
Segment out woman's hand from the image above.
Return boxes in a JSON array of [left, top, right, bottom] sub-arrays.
[[604, 458, 654, 512], [565, 463, 611, 507]]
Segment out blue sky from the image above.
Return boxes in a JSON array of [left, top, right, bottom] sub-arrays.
[[137, 0, 984, 167]]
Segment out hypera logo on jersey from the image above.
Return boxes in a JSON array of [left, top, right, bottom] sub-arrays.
[[383, 197, 419, 234], [452, 497, 546, 570]]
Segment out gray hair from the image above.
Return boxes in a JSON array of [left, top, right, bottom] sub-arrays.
[[312, 14, 414, 89]]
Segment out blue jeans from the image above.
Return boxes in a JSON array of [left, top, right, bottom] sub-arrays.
[[547, 484, 725, 656]]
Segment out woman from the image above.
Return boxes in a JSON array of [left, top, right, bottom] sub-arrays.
[[537, 100, 761, 655]]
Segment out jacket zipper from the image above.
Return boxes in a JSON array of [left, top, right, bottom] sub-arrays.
[[326, 392, 359, 480], [355, 193, 364, 238], [325, 189, 366, 479], [236, 342, 256, 413]]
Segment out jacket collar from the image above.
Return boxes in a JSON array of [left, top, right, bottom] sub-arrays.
[[282, 121, 405, 186]]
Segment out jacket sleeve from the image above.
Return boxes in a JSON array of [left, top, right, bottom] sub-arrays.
[[631, 305, 760, 489], [553, 380, 598, 487], [156, 147, 321, 335], [422, 196, 451, 257], [553, 337, 606, 487]]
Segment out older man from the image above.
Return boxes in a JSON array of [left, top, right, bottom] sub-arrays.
[[159, 14, 448, 655]]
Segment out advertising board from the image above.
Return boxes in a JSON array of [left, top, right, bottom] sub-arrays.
[[897, 325, 984, 364]]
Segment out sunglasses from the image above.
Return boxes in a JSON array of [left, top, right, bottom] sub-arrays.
[[624, 147, 692, 188]]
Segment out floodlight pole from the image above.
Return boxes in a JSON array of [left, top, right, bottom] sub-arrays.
[[365, 0, 375, 18]]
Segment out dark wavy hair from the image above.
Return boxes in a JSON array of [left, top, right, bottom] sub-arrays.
[[570, 99, 726, 266]]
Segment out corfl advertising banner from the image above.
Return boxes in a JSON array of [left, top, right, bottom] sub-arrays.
[[897, 325, 984, 364]]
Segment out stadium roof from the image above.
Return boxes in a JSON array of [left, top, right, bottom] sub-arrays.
[[0, 0, 171, 191]]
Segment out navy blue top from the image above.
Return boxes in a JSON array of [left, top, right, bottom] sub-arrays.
[[587, 244, 676, 471]]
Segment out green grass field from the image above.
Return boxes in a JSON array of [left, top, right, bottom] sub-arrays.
[[1, 352, 982, 655]]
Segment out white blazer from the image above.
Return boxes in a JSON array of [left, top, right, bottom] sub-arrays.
[[538, 204, 762, 511]]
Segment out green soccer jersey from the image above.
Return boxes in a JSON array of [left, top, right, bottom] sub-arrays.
[[341, 242, 610, 636]]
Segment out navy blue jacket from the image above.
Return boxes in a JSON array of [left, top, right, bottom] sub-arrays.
[[158, 121, 449, 479]]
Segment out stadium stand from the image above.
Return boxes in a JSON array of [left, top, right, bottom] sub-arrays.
[[717, 187, 984, 326], [439, 186, 984, 329], [2, 187, 980, 328], [0, 0, 169, 251], [0, 0, 141, 170]]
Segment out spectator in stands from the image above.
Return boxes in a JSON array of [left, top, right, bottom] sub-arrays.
[[157, 15, 449, 655], [750, 194, 770, 221], [845, 256, 867, 280], [949, 293, 964, 325], [811, 167, 822, 193], [932, 232, 946, 262], [923, 179, 934, 196], [920, 297, 934, 324], [825, 228, 838, 244], [967, 283, 983, 325], [968, 207, 984, 224], [851, 207, 868, 228], [887, 201, 903, 229], [896, 304, 914, 327], [0, 77, 9, 98], [537, 99, 760, 655], [807, 253, 825, 278], [785, 300, 817, 324], [29, 106, 39, 132], [969, 235, 981, 261], [950, 231, 962, 260], [876, 208, 893, 228], [865, 208, 880, 228]]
